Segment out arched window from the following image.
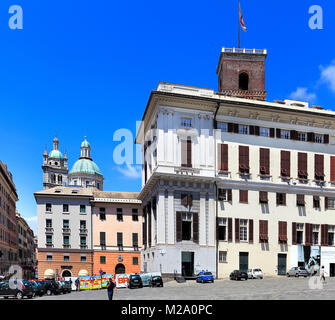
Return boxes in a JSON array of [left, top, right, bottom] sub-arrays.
[[115, 263, 126, 274], [62, 270, 72, 277], [239, 72, 249, 91]]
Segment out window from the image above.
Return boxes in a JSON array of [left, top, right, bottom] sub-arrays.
[[239, 73, 249, 90], [100, 256, 106, 264], [181, 137, 192, 168], [80, 255, 87, 262], [80, 236, 86, 245], [181, 118, 192, 128], [46, 235, 52, 244], [298, 132, 307, 141], [259, 220, 269, 242], [327, 198, 335, 209], [80, 220, 86, 229], [99, 208, 106, 220], [276, 193, 286, 206], [217, 122, 227, 132], [100, 232, 106, 246], [46, 219, 52, 228], [239, 146, 250, 174], [239, 220, 248, 241], [218, 144, 228, 172], [260, 127, 270, 137], [314, 134, 324, 144], [280, 151, 291, 177], [297, 153, 308, 179], [132, 209, 138, 221], [281, 130, 290, 139], [313, 225, 319, 245], [132, 233, 138, 248], [218, 189, 232, 202], [117, 208, 123, 221], [217, 218, 227, 241], [219, 251, 227, 263], [117, 232, 123, 249], [182, 213, 192, 241], [63, 220, 69, 228], [80, 205, 86, 213], [239, 190, 248, 203], [259, 191, 268, 204], [315, 154, 325, 181], [133, 257, 139, 265], [278, 221, 288, 243], [46, 254, 53, 261], [63, 236, 69, 245], [328, 226, 335, 246], [238, 125, 249, 135], [46, 203, 52, 212], [259, 148, 270, 175], [63, 255, 70, 262], [63, 204, 69, 213], [297, 224, 304, 244], [297, 195, 305, 207], [313, 196, 320, 209]]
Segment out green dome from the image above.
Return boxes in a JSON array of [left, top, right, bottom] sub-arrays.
[[49, 150, 63, 159], [81, 137, 90, 148], [69, 159, 102, 176]]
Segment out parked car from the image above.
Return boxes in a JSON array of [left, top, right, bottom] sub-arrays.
[[247, 268, 263, 279], [0, 280, 34, 299], [30, 280, 46, 297], [196, 271, 214, 283], [286, 267, 309, 277], [60, 281, 72, 293], [149, 275, 164, 287], [128, 275, 143, 289], [43, 280, 61, 295], [229, 270, 248, 281]]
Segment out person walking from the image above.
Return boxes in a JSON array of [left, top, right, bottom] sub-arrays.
[[75, 278, 80, 291], [106, 278, 116, 300], [320, 266, 327, 284]]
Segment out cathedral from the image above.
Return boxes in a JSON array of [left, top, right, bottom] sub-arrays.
[[42, 136, 104, 190]]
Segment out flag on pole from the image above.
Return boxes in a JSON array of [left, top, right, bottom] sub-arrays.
[[239, 1, 247, 32]]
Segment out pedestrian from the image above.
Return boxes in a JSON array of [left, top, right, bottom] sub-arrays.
[[75, 278, 80, 291], [106, 278, 116, 300], [320, 266, 327, 284]]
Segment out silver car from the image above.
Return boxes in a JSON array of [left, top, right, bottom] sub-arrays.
[[286, 267, 309, 277]]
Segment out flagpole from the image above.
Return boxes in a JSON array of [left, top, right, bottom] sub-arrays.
[[238, 0, 240, 48]]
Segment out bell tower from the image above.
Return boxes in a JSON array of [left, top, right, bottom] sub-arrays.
[[216, 47, 267, 101]]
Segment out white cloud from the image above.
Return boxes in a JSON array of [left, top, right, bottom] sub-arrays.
[[289, 87, 317, 102], [21, 216, 37, 235], [24, 216, 37, 222], [117, 164, 142, 179], [320, 61, 335, 92]]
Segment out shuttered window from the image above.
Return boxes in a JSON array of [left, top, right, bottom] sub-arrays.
[[259, 148, 270, 175], [280, 151, 290, 177], [321, 224, 329, 246], [249, 219, 253, 243], [324, 134, 330, 144], [276, 193, 286, 206], [314, 154, 325, 181], [176, 212, 182, 242], [193, 213, 199, 243], [259, 220, 269, 242], [235, 218, 240, 242], [239, 146, 250, 174], [100, 232, 106, 246], [239, 190, 248, 203], [228, 218, 233, 242], [218, 189, 232, 202], [305, 223, 313, 246], [307, 132, 315, 142], [313, 196, 320, 209], [181, 138, 192, 168], [331, 156, 335, 182], [278, 221, 288, 243], [297, 194, 305, 207], [290, 130, 298, 140], [297, 153, 308, 179], [259, 191, 268, 204], [218, 144, 228, 172], [292, 222, 297, 245]]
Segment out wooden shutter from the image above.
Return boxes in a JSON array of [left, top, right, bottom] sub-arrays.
[[193, 212, 199, 243], [249, 219, 253, 243], [325, 197, 329, 210], [276, 128, 281, 138], [279, 221, 288, 243], [227, 189, 232, 202], [270, 128, 275, 138], [307, 132, 315, 142], [331, 156, 335, 182], [249, 125, 255, 135], [239, 190, 248, 203], [235, 219, 240, 242], [233, 123, 239, 133], [187, 139, 192, 168], [321, 225, 329, 246], [181, 140, 187, 167], [305, 223, 311, 246], [315, 154, 324, 180], [313, 196, 320, 208], [290, 130, 298, 140], [259, 220, 268, 242], [297, 194, 305, 206], [298, 153, 308, 179], [281, 151, 290, 177], [228, 123, 234, 133], [221, 144, 228, 172], [228, 218, 233, 242], [292, 222, 297, 245], [259, 191, 268, 203], [324, 134, 329, 144], [176, 212, 182, 242], [239, 146, 249, 173], [255, 126, 260, 136], [260, 148, 270, 175], [216, 217, 220, 240]]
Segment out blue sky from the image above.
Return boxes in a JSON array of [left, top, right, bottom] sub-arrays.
[[0, 0, 334, 234]]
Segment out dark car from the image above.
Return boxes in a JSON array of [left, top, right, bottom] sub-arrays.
[[60, 281, 72, 293], [149, 276, 163, 287], [43, 280, 61, 295], [229, 270, 248, 281], [30, 280, 46, 297], [128, 275, 143, 289], [0, 280, 34, 299]]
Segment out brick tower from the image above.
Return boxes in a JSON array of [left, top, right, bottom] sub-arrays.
[[216, 47, 267, 101]]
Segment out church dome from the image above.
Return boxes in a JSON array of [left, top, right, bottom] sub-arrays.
[[69, 158, 102, 176], [81, 137, 90, 148], [49, 150, 64, 159]]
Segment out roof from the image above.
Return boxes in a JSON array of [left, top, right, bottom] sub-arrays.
[[81, 137, 90, 148], [92, 191, 141, 203], [69, 159, 102, 176], [49, 149, 64, 159], [34, 186, 94, 198]]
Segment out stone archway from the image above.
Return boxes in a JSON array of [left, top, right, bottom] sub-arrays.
[[62, 270, 72, 277], [115, 264, 126, 274]]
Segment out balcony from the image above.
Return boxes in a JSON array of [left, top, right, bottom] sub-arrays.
[[79, 228, 88, 235], [45, 243, 54, 248], [62, 227, 71, 235], [80, 244, 88, 249], [63, 244, 71, 249], [118, 245, 124, 251], [133, 245, 139, 251], [45, 227, 53, 234]]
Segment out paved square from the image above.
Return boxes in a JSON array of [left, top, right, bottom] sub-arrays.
[[32, 277, 335, 300]]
